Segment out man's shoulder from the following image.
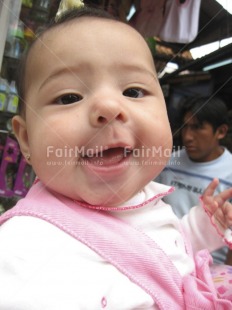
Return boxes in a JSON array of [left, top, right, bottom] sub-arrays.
[[223, 148, 232, 161]]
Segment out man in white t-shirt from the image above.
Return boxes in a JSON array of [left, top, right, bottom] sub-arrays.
[[157, 96, 232, 264]]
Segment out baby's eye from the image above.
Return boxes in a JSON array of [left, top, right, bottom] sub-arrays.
[[123, 88, 144, 98], [56, 94, 83, 105]]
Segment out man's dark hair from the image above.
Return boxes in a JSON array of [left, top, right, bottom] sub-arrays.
[[181, 96, 229, 132], [16, 6, 116, 115]]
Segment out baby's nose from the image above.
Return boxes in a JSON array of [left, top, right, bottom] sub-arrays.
[[89, 94, 128, 127]]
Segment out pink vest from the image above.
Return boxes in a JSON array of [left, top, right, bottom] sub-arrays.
[[0, 181, 231, 309]]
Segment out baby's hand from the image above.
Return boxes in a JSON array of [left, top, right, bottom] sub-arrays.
[[202, 178, 232, 247]]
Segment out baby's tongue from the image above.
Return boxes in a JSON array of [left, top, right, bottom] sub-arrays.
[[85, 147, 126, 166]]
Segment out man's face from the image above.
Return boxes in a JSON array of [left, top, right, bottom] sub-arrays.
[[181, 112, 223, 162]]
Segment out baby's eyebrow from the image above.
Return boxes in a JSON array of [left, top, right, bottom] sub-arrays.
[[39, 66, 86, 91], [120, 64, 157, 80], [38, 62, 158, 91], [39, 70, 64, 91]]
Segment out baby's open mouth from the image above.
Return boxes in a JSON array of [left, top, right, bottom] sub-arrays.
[[83, 147, 132, 166]]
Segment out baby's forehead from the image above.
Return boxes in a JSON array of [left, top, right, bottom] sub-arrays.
[[44, 16, 129, 36], [28, 16, 147, 60], [37, 16, 142, 45], [25, 16, 154, 81]]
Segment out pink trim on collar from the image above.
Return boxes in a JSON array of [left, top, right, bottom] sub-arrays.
[[74, 187, 174, 211]]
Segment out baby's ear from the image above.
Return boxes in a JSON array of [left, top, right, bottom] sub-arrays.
[[12, 115, 30, 163]]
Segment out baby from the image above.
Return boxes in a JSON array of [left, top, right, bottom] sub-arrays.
[[0, 5, 232, 309]]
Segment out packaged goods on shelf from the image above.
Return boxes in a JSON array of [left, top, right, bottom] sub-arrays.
[[14, 156, 33, 197], [0, 135, 20, 197], [0, 133, 34, 198], [6, 81, 18, 113], [0, 78, 9, 112]]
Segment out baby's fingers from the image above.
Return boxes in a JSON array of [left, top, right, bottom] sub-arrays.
[[202, 179, 219, 214], [223, 201, 232, 226], [203, 178, 219, 198], [215, 188, 232, 207], [203, 179, 232, 208]]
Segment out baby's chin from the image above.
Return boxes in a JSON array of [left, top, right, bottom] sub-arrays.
[[75, 177, 156, 208], [74, 190, 137, 208], [81, 195, 128, 208], [47, 185, 123, 207]]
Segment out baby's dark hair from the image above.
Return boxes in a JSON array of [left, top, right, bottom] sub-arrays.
[[181, 96, 229, 132], [16, 6, 117, 116]]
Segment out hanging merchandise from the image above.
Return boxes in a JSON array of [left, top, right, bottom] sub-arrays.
[[129, 0, 166, 38], [56, 0, 84, 21], [159, 0, 201, 44], [22, 0, 33, 8]]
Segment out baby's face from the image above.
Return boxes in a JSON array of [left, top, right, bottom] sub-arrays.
[[14, 17, 172, 206]]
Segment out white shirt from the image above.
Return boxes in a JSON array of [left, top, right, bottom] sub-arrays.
[[0, 182, 224, 309]]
